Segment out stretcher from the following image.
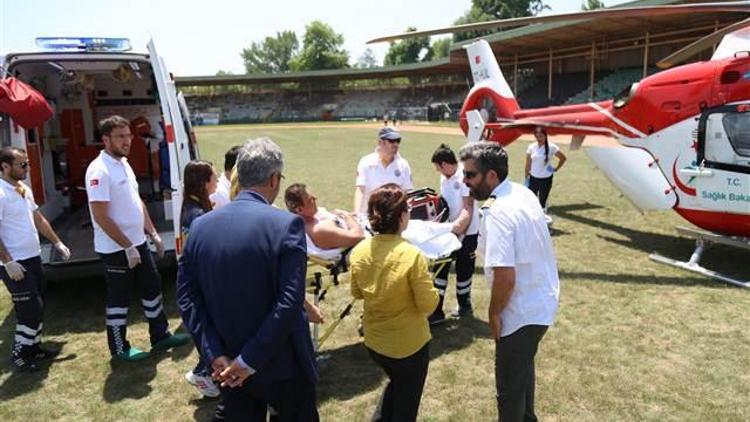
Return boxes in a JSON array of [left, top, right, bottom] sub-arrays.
[[307, 220, 461, 350]]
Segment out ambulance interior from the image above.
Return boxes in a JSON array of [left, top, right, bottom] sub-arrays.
[[0, 57, 189, 265]]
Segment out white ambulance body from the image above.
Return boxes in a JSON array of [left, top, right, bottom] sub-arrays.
[[0, 38, 197, 273]]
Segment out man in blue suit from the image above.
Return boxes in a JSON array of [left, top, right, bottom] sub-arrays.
[[177, 137, 318, 421]]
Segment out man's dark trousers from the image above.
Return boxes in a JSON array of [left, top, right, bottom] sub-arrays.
[[221, 374, 319, 422], [495, 325, 548, 422]]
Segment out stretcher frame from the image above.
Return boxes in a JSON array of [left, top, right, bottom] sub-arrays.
[[307, 253, 455, 350]]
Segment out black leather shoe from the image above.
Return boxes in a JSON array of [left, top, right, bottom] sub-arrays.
[[34, 346, 61, 360], [11, 355, 39, 372]]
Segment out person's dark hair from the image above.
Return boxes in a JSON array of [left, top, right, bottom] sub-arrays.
[[458, 141, 509, 183], [431, 143, 457, 165], [99, 115, 131, 137], [0, 147, 25, 170], [368, 183, 408, 234], [535, 126, 550, 163], [284, 183, 307, 212], [182, 160, 215, 212], [224, 145, 242, 172]]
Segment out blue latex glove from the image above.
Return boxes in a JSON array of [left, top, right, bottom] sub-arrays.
[[546, 164, 555, 173], [524, 176, 530, 188]]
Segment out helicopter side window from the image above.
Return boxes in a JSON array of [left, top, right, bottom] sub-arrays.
[[722, 112, 750, 157], [613, 83, 638, 109]]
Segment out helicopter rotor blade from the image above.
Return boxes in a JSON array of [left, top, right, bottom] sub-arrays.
[[367, 2, 750, 44], [656, 17, 750, 68]]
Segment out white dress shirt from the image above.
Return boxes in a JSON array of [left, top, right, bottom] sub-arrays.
[[478, 179, 560, 337]]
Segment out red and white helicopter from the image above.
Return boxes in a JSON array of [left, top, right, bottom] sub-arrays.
[[370, 2, 750, 287]]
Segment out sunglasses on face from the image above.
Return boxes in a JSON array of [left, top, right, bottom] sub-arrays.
[[463, 170, 481, 179], [385, 138, 401, 144]]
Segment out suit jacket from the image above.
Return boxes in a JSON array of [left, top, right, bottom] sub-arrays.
[[177, 190, 317, 383]]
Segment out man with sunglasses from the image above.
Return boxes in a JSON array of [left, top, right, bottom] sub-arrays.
[[353, 127, 413, 216], [459, 141, 560, 422], [0, 147, 71, 372]]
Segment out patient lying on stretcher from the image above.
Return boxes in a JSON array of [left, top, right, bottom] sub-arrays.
[[285, 183, 365, 251]]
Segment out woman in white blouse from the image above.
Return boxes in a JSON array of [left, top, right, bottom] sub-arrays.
[[524, 126, 567, 210]]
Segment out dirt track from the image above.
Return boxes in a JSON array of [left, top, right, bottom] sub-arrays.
[[200, 122, 620, 147]]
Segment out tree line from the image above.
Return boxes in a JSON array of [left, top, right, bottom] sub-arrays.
[[232, 0, 605, 75]]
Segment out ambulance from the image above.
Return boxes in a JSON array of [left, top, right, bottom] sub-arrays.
[[0, 37, 198, 275]]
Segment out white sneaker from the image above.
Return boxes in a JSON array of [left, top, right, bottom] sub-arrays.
[[185, 370, 220, 398]]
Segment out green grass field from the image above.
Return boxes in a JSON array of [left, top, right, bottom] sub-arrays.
[[1, 122, 748, 421]]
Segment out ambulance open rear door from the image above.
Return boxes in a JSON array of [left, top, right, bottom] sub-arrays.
[[147, 39, 195, 256]]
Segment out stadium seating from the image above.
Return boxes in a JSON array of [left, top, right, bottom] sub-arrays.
[[185, 84, 469, 124], [565, 68, 645, 105]]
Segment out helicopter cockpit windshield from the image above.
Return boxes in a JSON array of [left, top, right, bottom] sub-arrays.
[[613, 82, 639, 109]]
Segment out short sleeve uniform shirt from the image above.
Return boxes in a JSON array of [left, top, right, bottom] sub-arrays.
[[478, 179, 560, 337], [439, 163, 479, 236], [0, 180, 40, 262], [526, 142, 560, 179], [355, 150, 413, 214], [85, 151, 145, 253]]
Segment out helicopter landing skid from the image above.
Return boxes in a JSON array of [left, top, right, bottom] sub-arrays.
[[649, 226, 750, 289]]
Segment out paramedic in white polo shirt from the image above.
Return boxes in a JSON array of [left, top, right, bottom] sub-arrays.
[[0, 147, 71, 372], [353, 127, 413, 215], [459, 141, 560, 422], [427, 144, 480, 325], [86, 115, 188, 362], [209, 144, 241, 209]]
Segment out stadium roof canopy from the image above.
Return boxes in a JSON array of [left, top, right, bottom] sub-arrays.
[[175, 0, 749, 87]]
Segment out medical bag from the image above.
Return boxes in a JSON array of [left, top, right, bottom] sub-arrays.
[[407, 187, 449, 222]]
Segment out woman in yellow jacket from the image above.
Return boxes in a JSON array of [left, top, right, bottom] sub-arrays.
[[350, 183, 439, 422]]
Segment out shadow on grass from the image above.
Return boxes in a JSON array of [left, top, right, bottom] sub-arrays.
[[0, 267, 190, 401], [191, 396, 221, 421], [103, 343, 189, 403], [560, 271, 733, 289], [550, 203, 750, 283], [317, 315, 488, 403], [0, 266, 184, 346], [0, 340, 75, 400]]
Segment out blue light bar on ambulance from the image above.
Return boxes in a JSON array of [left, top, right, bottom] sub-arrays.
[[35, 37, 132, 52]]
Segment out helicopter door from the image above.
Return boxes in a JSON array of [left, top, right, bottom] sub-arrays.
[[694, 104, 750, 214]]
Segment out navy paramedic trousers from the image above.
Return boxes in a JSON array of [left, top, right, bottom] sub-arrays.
[[1, 256, 45, 360], [98, 242, 170, 355]]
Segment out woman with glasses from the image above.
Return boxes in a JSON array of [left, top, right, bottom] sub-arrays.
[[350, 183, 439, 422], [353, 127, 413, 216], [524, 126, 567, 211]]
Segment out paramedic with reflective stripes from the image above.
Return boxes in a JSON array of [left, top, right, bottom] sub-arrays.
[[0, 147, 71, 372], [353, 127, 413, 215], [86, 115, 188, 362], [428, 144, 480, 325]]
